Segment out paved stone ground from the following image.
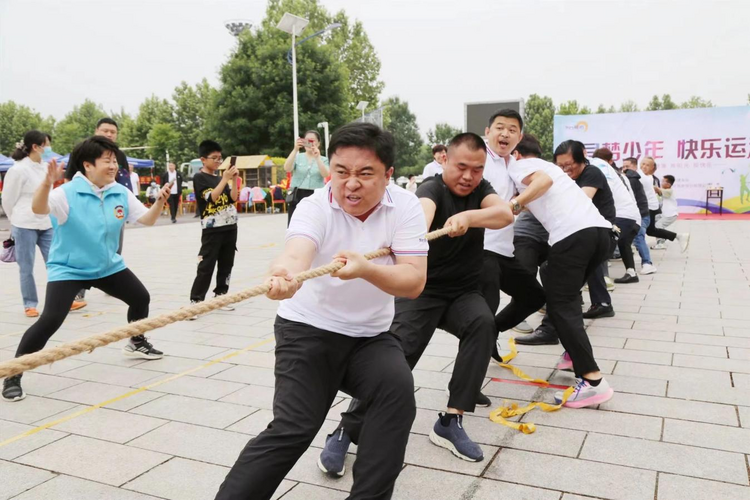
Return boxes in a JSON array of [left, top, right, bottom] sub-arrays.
[[1, 214, 750, 500]]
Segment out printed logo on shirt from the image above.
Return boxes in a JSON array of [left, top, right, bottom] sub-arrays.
[[114, 205, 125, 220]]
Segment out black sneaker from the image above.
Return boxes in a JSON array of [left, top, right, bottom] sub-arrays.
[[2, 375, 25, 402], [475, 392, 492, 407], [515, 328, 560, 346], [582, 304, 615, 319], [123, 336, 164, 360], [614, 273, 639, 284], [429, 413, 483, 462]]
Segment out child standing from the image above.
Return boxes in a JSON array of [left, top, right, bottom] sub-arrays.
[[2, 136, 171, 402], [188, 140, 239, 316], [653, 174, 681, 249]]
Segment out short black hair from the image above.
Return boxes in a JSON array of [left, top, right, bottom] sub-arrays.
[[409, 174, 416, 179], [65, 136, 121, 180], [623, 157, 638, 165], [513, 134, 543, 158], [593, 147, 613, 163], [488, 108, 523, 131], [11, 130, 47, 161], [96, 117, 118, 130], [431, 144, 447, 154], [553, 140, 587, 165], [327, 123, 395, 169], [663, 174, 675, 185], [447, 132, 486, 153], [199, 140, 222, 158]]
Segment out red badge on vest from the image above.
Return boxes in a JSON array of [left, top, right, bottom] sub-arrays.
[[114, 205, 125, 220]]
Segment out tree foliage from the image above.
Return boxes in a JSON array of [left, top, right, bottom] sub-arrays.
[[523, 94, 555, 160], [172, 79, 215, 162], [645, 94, 678, 111], [382, 96, 422, 173], [147, 123, 181, 166], [426, 123, 461, 146], [619, 100, 640, 113], [0, 102, 50, 155], [680, 96, 714, 109], [52, 100, 108, 154], [557, 100, 591, 115]]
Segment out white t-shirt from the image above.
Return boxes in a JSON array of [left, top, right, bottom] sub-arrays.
[[589, 158, 641, 224], [639, 169, 660, 210], [48, 173, 148, 225], [406, 180, 418, 193], [168, 170, 178, 195], [509, 158, 611, 246], [661, 188, 679, 217], [422, 161, 443, 178], [482, 145, 516, 257], [277, 184, 429, 337], [129, 172, 140, 195], [0, 157, 52, 230]]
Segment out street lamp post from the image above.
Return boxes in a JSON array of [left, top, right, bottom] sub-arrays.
[[356, 101, 369, 122], [276, 13, 310, 142], [317, 121, 330, 155]]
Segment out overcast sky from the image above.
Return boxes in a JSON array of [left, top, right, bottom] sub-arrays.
[[1, 0, 749, 138]]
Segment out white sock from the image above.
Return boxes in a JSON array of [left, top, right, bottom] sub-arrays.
[[626, 268, 636, 277]]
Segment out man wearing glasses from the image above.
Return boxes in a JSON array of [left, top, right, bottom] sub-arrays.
[[188, 140, 240, 317]]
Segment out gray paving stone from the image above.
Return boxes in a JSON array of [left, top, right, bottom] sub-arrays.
[[526, 404, 662, 440], [580, 433, 748, 485], [600, 391, 738, 425], [0, 419, 68, 461], [46, 381, 164, 411], [1, 395, 78, 424], [62, 363, 163, 387], [145, 340, 230, 360], [128, 421, 248, 467], [724, 327, 750, 338], [146, 374, 245, 400], [613, 361, 732, 385], [16, 435, 170, 486], [586, 326, 675, 342], [13, 475, 161, 500], [211, 349, 276, 368], [668, 380, 750, 407], [226, 408, 273, 435], [28, 357, 92, 375], [413, 355, 455, 372], [672, 353, 750, 374], [675, 332, 750, 348], [552, 371, 668, 397], [662, 418, 750, 453], [0, 460, 56, 500], [134, 356, 235, 377], [44, 406, 166, 444], [729, 347, 750, 360], [280, 483, 348, 500], [657, 473, 750, 500], [124, 457, 229, 500], [219, 384, 275, 409], [284, 447, 355, 492], [625, 338, 728, 357], [632, 321, 723, 336], [131, 394, 256, 429], [15, 372, 84, 397], [209, 364, 276, 387], [485, 448, 656, 500], [403, 432, 498, 475]]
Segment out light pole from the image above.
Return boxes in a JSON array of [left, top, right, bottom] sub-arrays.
[[317, 121, 329, 154], [224, 19, 252, 37], [276, 13, 310, 142], [356, 101, 369, 122]]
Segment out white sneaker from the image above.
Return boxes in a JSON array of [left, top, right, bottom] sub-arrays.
[[187, 300, 200, 321], [676, 233, 690, 253], [641, 263, 657, 275], [651, 242, 667, 250], [214, 295, 235, 312], [604, 276, 616, 291], [512, 321, 533, 334]]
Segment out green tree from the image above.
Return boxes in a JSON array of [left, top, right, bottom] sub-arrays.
[[110, 109, 136, 149], [557, 100, 590, 115], [382, 96, 423, 173], [426, 123, 461, 146], [646, 94, 678, 111], [523, 94, 555, 160], [415, 144, 434, 170], [147, 123, 180, 167], [172, 79, 216, 163], [52, 99, 108, 154], [0, 101, 48, 155], [130, 96, 175, 150], [680, 96, 714, 109], [619, 100, 640, 112]]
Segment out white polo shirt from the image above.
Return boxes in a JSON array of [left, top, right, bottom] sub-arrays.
[[483, 145, 516, 257], [638, 168, 660, 210], [661, 188, 679, 218], [422, 161, 443, 178], [277, 184, 429, 337], [589, 158, 641, 225], [508, 158, 611, 246]]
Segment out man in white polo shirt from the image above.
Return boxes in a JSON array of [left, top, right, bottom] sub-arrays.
[[477, 109, 546, 361], [215, 123, 428, 500], [422, 144, 447, 178]]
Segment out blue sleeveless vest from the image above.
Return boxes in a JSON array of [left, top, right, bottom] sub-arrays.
[[47, 176, 130, 282]]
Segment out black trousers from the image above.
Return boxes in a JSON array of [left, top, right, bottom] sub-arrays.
[[646, 209, 676, 241], [615, 217, 640, 270], [479, 251, 546, 333], [215, 317, 415, 500], [338, 291, 494, 444], [15, 269, 150, 358], [167, 194, 180, 221], [189, 227, 237, 302], [540, 227, 611, 377], [286, 188, 314, 226], [513, 236, 549, 277]]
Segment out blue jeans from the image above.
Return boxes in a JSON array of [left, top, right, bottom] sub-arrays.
[[633, 215, 652, 266], [11, 225, 53, 308]]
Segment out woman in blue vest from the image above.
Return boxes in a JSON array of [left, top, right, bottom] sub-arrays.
[[2, 136, 172, 402]]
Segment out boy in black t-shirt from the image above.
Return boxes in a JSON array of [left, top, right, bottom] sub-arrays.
[[188, 140, 239, 316], [319, 133, 514, 471]]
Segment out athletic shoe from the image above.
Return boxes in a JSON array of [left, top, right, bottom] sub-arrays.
[[318, 427, 350, 477], [2, 375, 25, 402], [24, 307, 39, 318], [123, 337, 164, 360], [515, 328, 559, 345], [187, 300, 201, 321], [555, 377, 614, 408], [556, 351, 573, 371], [677, 233, 690, 253], [70, 300, 87, 312], [475, 392, 492, 407], [429, 413, 483, 462], [604, 276, 616, 291], [512, 321, 533, 334], [641, 263, 657, 275], [651, 241, 667, 250], [582, 304, 615, 319], [171, 219, 177, 224], [614, 273, 639, 284], [215, 294, 235, 312]]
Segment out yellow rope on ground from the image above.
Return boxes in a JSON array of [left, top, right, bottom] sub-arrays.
[[0, 227, 451, 379], [489, 338, 574, 434]]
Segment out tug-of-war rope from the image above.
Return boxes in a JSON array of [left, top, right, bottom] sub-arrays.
[[0, 225, 572, 433]]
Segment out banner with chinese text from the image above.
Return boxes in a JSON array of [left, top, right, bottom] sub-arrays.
[[554, 106, 750, 213]]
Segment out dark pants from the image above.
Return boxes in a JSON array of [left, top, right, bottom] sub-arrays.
[[615, 217, 640, 270], [512, 236, 549, 277], [15, 269, 149, 358], [189, 227, 237, 302], [646, 209, 676, 241], [339, 291, 495, 444], [541, 227, 611, 377], [587, 262, 611, 306], [215, 317, 415, 500], [478, 251, 546, 333], [287, 188, 314, 226], [168, 194, 180, 221]]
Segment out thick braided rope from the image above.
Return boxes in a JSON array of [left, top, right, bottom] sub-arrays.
[[0, 227, 451, 378]]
